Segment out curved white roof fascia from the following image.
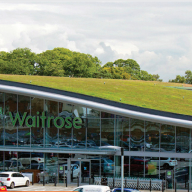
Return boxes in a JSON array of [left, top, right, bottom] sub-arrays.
[[0, 85, 192, 128]]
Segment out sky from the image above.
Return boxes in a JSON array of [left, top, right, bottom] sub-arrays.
[[0, 0, 192, 82]]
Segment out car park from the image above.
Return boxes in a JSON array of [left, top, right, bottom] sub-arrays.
[[0, 172, 30, 189], [73, 185, 110, 192]]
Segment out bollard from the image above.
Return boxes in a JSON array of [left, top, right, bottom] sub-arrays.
[[150, 179, 151, 192], [162, 180, 164, 192], [137, 178, 139, 190], [89, 177, 91, 185], [125, 179, 127, 188], [188, 181, 189, 192], [43, 175, 45, 186], [77, 176, 79, 187], [66, 176, 67, 187], [175, 181, 177, 192], [113, 177, 115, 188], [54, 176, 57, 186]]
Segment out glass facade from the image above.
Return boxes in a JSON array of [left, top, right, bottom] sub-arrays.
[[0, 91, 191, 188]]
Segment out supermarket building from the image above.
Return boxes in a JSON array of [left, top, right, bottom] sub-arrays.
[[0, 80, 192, 189]]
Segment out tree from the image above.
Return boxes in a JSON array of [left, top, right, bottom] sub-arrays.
[[185, 70, 192, 84]]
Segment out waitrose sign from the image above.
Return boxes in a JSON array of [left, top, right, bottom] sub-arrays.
[[9, 111, 82, 129]]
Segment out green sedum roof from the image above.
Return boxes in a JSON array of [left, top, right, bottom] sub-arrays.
[[0, 74, 192, 116]]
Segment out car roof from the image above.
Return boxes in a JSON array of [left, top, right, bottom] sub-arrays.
[[114, 188, 139, 191], [0, 172, 18, 174], [76, 185, 110, 189]]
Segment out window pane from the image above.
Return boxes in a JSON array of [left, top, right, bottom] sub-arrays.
[[161, 125, 175, 152], [176, 127, 189, 153], [73, 118, 86, 148], [18, 95, 30, 147], [130, 119, 144, 151], [58, 102, 72, 148], [31, 98, 44, 147], [116, 118, 130, 151], [130, 156, 144, 177], [146, 157, 159, 179], [101, 119, 114, 146], [45, 100, 58, 148], [5, 93, 17, 147], [87, 119, 100, 147], [145, 122, 160, 152]]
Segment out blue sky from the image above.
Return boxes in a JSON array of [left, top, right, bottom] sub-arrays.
[[0, 0, 192, 81]]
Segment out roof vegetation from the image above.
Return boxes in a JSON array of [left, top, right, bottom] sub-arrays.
[[0, 74, 192, 116]]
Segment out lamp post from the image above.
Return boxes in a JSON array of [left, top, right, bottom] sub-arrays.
[[121, 147, 124, 192]]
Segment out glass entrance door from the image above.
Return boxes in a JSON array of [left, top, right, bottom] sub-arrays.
[[69, 158, 91, 185]]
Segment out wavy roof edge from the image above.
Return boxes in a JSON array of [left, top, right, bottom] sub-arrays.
[[0, 79, 192, 122]]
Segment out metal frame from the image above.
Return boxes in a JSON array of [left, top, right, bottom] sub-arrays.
[[0, 85, 192, 128]]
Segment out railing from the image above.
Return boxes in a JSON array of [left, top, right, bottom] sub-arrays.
[[94, 177, 165, 191]]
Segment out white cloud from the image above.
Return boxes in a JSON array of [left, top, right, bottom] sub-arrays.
[[0, 1, 192, 81]]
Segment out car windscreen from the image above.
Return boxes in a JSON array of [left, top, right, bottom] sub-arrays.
[[0, 174, 9, 177]]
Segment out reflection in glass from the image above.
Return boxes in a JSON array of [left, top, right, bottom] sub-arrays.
[[161, 125, 175, 152], [45, 153, 58, 183], [175, 158, 189, 189], [176, 127, 189, 153], [0, 93, 4, 146], [45, 100, 58, 148], [18, 95, 30, 147], [116, 118, 130, 151], [5, 93, 17, 146], [101, 119, 114, 146], [130, 119, 144, 151], [130, 156, 144, 177], [146, 157, 159, 178], [101, 112, 114, 118], [58, 102, 72, 148], [101, 155, 114, 177], [145, 122, 160, 152], [87, 119, 100, 147], [73, 118, 86, 148], [31, 98, 44, 147], [87, 108, 100, 118]]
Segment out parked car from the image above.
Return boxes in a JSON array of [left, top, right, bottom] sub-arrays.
[[0, 172, 30, 189], [73, 185, 110, 192], [0, 160, 23, 171], [112, 189, 141, 192], [151, 157, 177, 169], [11, 152, 44, 165], [0, 181, 7, 191]]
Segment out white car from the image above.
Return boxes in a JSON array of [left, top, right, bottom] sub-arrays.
[[0, 172, 30, 189], [150, 157, 177, 169], [73, 185, 110, 192]]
